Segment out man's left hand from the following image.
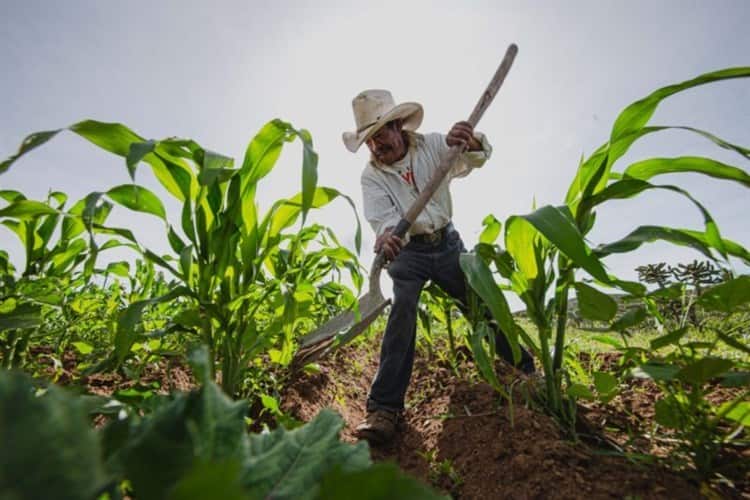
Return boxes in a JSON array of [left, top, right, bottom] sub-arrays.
[[447, 121, 482, 151]]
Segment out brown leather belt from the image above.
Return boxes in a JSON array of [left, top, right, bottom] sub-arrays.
[[410, 224, 452, 245]]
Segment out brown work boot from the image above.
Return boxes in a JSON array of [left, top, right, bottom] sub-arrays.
[[355, 409, 398, 445]]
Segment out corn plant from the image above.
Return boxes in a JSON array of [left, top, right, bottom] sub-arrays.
[[611, 277, 750, 479], [1, 119, 362, 396], [460, 67, 750, 431]]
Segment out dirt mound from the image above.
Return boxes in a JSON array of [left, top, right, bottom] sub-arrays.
[[282, 339, 702, 499]]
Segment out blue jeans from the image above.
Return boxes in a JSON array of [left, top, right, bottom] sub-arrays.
[[367, 227, 535, 413]]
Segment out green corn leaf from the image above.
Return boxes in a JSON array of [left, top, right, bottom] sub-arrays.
[[0, 200, 58, 219], [479, 214, 502, 244], [460, 252, 521, 365], [573, 282, 618, 321], [504, 216, 541, 281], [675, 357, 735, 385], [0, 130, 62, 174], [681, 230, 750, 265], [518, 205, 609, 283], [622, 156, 750, 189], [584, 180, 725, 259], [567, 67, 750, 214], [126, 140, 156, 180], [106, 261, 130, 277], [610, 67, 750, 143], [240, 119, 292, 190], [0, 302, 42, 330], [595, 225, 716, 261], [296, 128, 319, 224], [107, 184, 166, 219], [0, 190, 25, 202], [697, 275, 750, 312], [113, 286, 193, 366]]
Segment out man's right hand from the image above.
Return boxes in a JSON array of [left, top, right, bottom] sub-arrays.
[[375, 228, 404, 261]]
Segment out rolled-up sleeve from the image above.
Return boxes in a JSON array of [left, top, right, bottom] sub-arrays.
[[451, 131, 493, 178], [361, 172, 401, 237]]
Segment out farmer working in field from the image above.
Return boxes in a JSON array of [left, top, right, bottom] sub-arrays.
[[342, 89, 535, 445]]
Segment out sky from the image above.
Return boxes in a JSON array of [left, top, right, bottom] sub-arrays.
[[1, 0, 749, 302]]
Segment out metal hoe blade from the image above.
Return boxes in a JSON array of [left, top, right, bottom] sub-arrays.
[[294, 263, 389, 365]]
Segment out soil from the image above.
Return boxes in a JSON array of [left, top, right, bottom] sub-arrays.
[[29, 345, 194, 397], [281, 337, 748, 499]]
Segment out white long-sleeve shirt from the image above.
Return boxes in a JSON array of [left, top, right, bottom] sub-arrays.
[[360, 131, 492, 239]]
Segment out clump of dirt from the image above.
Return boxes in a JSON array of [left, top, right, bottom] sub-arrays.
[[282, 338, 705, 499]]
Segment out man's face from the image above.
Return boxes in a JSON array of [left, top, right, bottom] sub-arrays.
[[365, 120, 406, 165]]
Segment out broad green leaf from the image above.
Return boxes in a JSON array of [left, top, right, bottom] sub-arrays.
[[107, 184, 166, 219], [243, 409, 371, 499], [718, 401, 750, 426], [318, 462, 447, 500], [631, 363, 680, 381], [676, 357, 735, 385], [654, 397, 683, 429], [593, 371, 618, 403], [0, 371, 107, 500], [592, 335, 624, 349], [650, 327, 689, 350], [168, 461, 249, 500], [610, 306, 647, 332], [623, 156, 750, 189], [567, 383, 595, 400], [72, 341, 94, 355], [111, 371, 248, 500], [697, 275, 750, 313], [719, 371, 750, 388], [573, 282, 618, 321], [479, 214, 501, 244], [0, 303, 42, 330]]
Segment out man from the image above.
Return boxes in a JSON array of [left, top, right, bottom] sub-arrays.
[[342, 89, 534, 445]]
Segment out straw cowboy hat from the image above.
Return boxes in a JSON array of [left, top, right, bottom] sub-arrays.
[[342, 89, 423, 153]]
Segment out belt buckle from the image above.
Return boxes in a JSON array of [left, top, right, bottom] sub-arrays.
[[426, 231, 441, 244]]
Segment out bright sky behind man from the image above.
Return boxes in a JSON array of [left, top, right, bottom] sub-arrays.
[[2, 0, 749, 299]]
